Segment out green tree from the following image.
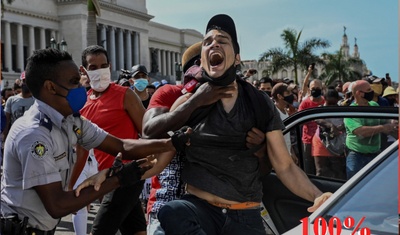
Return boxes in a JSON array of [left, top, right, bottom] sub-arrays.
[[87, 0, 101, 46], [318, 49, 363, 86], [259, 28, 330, 85]]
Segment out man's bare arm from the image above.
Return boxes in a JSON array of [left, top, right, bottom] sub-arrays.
[[35, 176, 120, 218], [96, 135, 174, 160], [124, 89, 145, 134], [142, 83, 236, 139], [266, 130, 331, 212], [68, 145, 89, 190]]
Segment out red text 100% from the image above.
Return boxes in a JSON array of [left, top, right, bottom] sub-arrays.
[[301, 216, 371, 235]]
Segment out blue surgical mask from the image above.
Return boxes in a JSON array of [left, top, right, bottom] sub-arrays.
[[54, 82, 88, 114], [134, 79, 149, 92]]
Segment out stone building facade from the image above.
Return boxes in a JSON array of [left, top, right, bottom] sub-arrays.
[[1, 0, 203, 86]]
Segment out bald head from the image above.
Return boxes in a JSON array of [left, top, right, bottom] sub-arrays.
[[352, 80, 371, 95], [310, 79, 322, 89]]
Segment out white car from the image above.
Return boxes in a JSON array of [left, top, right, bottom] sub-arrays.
[[261, 106, 398, 235]]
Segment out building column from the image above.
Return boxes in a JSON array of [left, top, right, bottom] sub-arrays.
[[40, 28, 46, 49], [100, 24, 107, 48], [133, 32, 139, 65], [28, 25, 35, 56], [16, 23, 24, 72], [117, 28, 124, 70], [51, 30, 57, 40], [161, 50, 167, 75], [125, 31, 132, 68], [109, 27, 116, 72], [157, 49, 161, 74], [4, 21, 12, 72], [172, 52, 177, 77], [166, 51, 170, 76]]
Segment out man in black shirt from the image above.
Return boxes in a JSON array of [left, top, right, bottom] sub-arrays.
[[152, 14, 332, 235]]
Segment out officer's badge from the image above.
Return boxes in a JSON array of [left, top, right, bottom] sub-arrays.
[[73, 125, 82, 137], [31, 141, 48, 159]]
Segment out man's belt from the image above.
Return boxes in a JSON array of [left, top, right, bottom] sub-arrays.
[[208, 201, 261, 210]]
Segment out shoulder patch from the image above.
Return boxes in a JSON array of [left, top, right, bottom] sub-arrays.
[[30, 141, 49, 159], [39, 115, 52, 132]]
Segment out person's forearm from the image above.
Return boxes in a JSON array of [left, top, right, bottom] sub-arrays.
[[141, 151, 175, 179], [68, 145, 89, 190], [354, 125, 384, 137], [276, 163, 322, 202], [121, 139, 174, 160], [301, 71, 311, 96], [143, 98, 202, 139], [51, 177, 120, 218]]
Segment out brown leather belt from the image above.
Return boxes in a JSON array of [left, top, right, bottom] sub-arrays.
[[208, 201, 261, 210]]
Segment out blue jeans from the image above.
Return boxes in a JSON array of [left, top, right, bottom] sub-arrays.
[[158, 194, 266, 235], [346, 151, 376, 179]]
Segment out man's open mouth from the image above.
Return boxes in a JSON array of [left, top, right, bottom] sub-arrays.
[[210, 53, 224, 67]]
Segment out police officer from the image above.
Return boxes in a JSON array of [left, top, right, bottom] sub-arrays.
[[0, 49, 180, 235]]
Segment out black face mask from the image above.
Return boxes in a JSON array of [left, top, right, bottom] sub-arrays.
[[283, 94, 294, 104], [311, 89, 322, 98], [85, 86, 91, 92], [264, 91, 272, 97], [202, 63, 237, 87], [363, 90, 374, 101]]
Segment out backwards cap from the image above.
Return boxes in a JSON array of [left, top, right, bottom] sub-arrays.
[[206, 14, 240, 54], [181, 41, 202, 73]]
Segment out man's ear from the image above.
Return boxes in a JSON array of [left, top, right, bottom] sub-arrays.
[[79, 66, 88, 76], [44, 80, 57, 95], [234, 54, 241, 66]]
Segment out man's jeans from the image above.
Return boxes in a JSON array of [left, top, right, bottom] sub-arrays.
[[346, 150, 376, 179], [158, 194, 266, 235]]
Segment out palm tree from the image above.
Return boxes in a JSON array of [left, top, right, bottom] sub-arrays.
[[86, 0, 101, 46], [259, 28, 330, 85], [318, 49, 364, 86]]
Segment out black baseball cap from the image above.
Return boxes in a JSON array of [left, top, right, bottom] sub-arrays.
[[131, 65, 148, 77], [206, 14, 240, 54]]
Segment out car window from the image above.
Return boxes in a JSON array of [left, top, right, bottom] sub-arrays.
[[320, 149, 398, 235], [286, 115, 398, 181]]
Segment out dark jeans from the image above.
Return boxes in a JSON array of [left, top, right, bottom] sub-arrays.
[[158, 194, 266, 235], [91, 180, 146, 235], [346, 151, 376, 179]]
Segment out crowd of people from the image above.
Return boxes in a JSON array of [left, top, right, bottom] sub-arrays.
[[245, 64, 398, 180], [0, 13, 398, 235]]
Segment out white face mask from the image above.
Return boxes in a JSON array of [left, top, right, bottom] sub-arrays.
[[87, 67, 111, 92]]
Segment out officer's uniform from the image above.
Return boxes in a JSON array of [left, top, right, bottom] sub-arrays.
[[1, 100, 107, 231]]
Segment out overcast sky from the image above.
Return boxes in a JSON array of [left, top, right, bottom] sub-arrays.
[[147, 0, 398, 82]]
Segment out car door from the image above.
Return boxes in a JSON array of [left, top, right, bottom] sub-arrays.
[[261, 106, 398, 234]]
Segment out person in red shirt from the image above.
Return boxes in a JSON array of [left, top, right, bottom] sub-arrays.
[[73, 45, 147, 235], [298, 78, 325, 175]]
